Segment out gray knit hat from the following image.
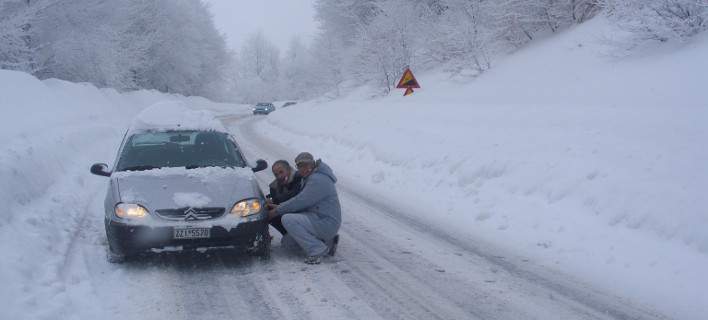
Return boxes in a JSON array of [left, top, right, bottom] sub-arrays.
[[294, 152, 315, 165]]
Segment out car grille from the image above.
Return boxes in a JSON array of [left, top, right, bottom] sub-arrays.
[[155, 207, 225, 221]]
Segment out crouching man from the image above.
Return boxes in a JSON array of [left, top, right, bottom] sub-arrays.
[[267, 160, 302, 236], [267, 152, 341, 264]]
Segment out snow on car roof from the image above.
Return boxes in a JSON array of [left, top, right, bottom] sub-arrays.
[[129, 101, 227, 133]]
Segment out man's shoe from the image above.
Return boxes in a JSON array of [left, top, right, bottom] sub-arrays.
[[327, 234, 339, 256], [304, 255, 321, 265]]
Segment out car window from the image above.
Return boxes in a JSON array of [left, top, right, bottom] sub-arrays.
[[116, 130, 246, 171]]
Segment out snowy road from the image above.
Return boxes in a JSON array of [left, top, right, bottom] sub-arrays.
[[53, 113, 669, 320]]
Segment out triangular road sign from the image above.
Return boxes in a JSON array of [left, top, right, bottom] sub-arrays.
[[396, 68, 420, 89]]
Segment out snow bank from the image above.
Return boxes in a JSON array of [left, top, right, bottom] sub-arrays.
[[250, 18, 708, 320], [0, 70, 248, 319]]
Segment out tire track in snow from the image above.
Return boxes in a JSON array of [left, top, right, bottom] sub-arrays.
[[327, 242, 472, 320], [213, 253, 288, 320], [339, 189, 667, 320], [338, 196, 607, 320]]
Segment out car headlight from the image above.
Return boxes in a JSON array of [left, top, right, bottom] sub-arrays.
[[230, 199, 262, 217], [115, 203, 149, 219]]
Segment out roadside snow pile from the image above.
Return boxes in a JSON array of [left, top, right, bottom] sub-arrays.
[[0, 70, 243, 319], [251, 18, 708, 320]]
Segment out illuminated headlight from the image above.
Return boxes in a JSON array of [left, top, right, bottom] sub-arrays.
[[115, 203, 149, 219], [230, 199, 262, 217]]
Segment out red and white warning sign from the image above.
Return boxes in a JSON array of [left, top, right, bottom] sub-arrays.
[[396, 68, 420, 96]]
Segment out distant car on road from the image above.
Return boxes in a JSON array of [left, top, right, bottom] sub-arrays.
[[252, 102, 275, 115], [90, 102, 270, 262], [281, 101, 297, 108]]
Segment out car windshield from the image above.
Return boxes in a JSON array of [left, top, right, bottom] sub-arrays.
[[256, 103, 271, 107], [116, 130, 246, 171]]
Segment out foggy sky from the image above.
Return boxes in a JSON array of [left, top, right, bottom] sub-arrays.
[[204, 0, 318, 52]]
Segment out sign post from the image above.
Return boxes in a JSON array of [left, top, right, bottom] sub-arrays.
[[396, 68, 420, 96]]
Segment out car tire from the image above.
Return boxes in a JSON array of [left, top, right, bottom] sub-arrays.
[[105, 222, 131, 263], [249, 230, 271, 260], [107, 244, 127, 263]]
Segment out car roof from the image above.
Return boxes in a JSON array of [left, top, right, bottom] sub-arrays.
[[128, 101, 227, 135]]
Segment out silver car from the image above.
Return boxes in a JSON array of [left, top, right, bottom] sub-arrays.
[[91, 124, 270, 262]]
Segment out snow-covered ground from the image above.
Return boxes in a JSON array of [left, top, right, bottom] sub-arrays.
[[249, 18, 708, 320], [1, 16, 705, 320]]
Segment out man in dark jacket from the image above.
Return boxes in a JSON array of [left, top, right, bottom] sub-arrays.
[[267, 152, 341, 264], [267, 160, 302, 235]]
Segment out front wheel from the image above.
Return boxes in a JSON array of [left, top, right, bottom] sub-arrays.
[[107, 243, 127, 263], [248, 230, 271, 260]]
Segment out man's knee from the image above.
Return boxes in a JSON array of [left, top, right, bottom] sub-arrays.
[[281, 213, 303, 230]]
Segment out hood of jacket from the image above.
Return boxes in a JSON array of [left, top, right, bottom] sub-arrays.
[[313, 160, 337, 184]]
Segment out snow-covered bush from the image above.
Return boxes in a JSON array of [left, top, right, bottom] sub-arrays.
[[603, 0, 708, 42]]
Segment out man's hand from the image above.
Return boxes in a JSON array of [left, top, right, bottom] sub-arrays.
[[266, 203, 279, 220]]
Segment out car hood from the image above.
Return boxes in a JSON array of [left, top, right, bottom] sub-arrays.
[[112, 167, 260, 211]]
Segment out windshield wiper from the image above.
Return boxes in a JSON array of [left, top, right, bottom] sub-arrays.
[[185, 164, 227, 169], [185, 164, 209, 169], [120, 165, 159, 172]]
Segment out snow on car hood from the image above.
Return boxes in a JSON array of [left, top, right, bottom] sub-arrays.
[[113, 166, 259, 211]]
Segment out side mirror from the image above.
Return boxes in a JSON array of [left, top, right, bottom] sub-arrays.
[[252, 159, 268, 173], [90, 163, 111, 177]]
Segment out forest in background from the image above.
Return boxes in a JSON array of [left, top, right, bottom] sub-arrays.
[[1, 0, 706, 102]]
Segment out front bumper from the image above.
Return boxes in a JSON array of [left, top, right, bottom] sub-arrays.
[[106, 218, 268, 255]]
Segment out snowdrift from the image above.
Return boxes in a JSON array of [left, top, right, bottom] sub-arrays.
[[252, 18, 708, 319]]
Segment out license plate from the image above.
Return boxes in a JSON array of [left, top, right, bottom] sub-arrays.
[[173, 227, 210, 239]]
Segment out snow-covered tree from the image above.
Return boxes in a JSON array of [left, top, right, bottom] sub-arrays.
[[281, 36, 312, 100], [420, 0, 495, 74], [352, 0, 419, 92], [1, 0, 230, 100], [603, 0, 708, 42], [0, 0, 54, 72], [239, 30, 280, 83], [314, 0, 381, 48], [306, 33, 348, 98], [32, 0, 134, 88], [570, 0, 601, 23], [228, 30, 282, 103], [118, 0, 229, 97]]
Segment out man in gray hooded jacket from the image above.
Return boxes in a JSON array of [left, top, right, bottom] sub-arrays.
[[267, 152, 341, 264]]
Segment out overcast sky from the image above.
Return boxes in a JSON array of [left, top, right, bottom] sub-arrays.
[[204, 0, 318, 52]]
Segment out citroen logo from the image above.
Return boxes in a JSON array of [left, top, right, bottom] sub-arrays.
[[184, 207, 199, 221]]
